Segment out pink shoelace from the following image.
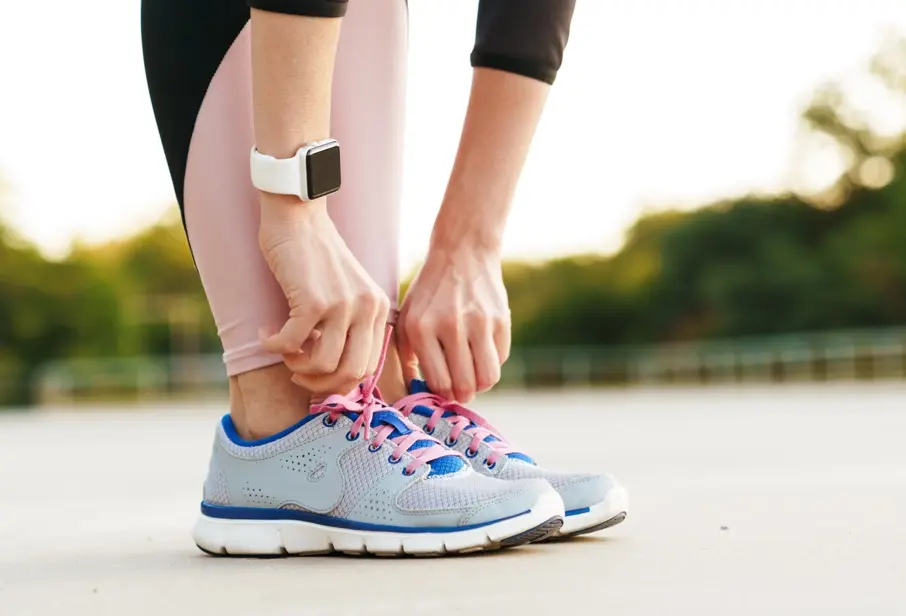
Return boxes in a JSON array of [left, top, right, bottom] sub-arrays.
[[309, 321, 457, 476], [395, 393, 517, 467]]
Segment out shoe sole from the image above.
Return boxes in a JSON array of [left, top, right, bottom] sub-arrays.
[[192, 490, 563, 557], [545, 485, 629, 540]]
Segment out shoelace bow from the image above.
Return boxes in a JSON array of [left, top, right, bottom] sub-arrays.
[[396, 393, 517, 466], [309, 321, 457, 475]]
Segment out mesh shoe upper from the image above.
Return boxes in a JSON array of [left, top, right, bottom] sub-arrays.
[[203, 406, 554, 529], [396, 380, 619, 512]]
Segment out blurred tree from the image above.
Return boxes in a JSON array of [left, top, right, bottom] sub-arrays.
[[509, 36, 906, 346]]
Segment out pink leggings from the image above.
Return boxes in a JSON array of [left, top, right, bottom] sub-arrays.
[[143, 0, 407, 376]]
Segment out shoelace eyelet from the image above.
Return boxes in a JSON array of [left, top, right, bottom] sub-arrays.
[[445, 436, 458, 447], [388, 454, 402, 465], [345, 431, 360, 442], [322, 415, 338, 428], [402, 467, 415, 477], [465, 448, 478, 458], [424, 425, 435, 435], [367, 443, 381, 453], [484, 459, 496, 470]]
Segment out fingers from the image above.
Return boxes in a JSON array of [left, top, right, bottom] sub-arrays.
[[318, 321, 373, 393], [404, 314, 454, 401], [403, 312, 505, 402], [309, 312, 350, 376], [397, 307, 421, 385], [260, 311, 322, 355], [469, 315, 501, 393], [368, 294, 392, 376], [493, 314, 511, 365], [283, 289, 391, 394], [283, 315, 346, 386], [368, 311, 387, 377], [438, 317, 476, 404]]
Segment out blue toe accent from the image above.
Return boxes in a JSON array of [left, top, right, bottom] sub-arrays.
[[200, 502, 529, 533]]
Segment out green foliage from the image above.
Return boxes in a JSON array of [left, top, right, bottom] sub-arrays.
[[0, 207, 218, 404], [501, 38, 906, 346]]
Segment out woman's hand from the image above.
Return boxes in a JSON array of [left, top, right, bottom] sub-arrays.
[[258, 196, 390, 395], [398, 241, 511, 403]]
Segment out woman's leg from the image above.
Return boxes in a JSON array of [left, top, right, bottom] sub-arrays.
[[141, 0, 408, 436]]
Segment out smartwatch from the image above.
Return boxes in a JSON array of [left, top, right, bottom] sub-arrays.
[[249, 139, 341, 201]]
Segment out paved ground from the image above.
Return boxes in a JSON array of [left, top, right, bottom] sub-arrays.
[[1, 383, 905, 615]]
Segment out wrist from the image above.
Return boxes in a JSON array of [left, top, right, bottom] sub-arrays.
[[259, 193, 328, 226], [430, 206, 504, 258]]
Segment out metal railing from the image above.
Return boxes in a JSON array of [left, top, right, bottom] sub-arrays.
[[28, 327, 906, 404]]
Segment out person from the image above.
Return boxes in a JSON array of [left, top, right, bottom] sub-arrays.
[[141, 0, 627, 556]]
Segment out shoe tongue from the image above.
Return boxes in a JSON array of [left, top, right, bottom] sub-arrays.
[[408, 378, 431, 394], [368, 409, 410, 435], [407, 379, 534, 465], [365, 409, 465, 476]]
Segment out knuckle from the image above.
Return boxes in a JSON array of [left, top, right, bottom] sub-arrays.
[[405, 315, 426, 339], [378, 295, 392, 316], [334, 295, 354, 315], [465, 310, 487, 329], [438, 314, 461, 336], [306, 298, 328, 316], [356, 290, 379, 312]]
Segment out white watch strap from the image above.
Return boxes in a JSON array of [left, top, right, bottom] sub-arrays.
[[249, 147, 308, 200]]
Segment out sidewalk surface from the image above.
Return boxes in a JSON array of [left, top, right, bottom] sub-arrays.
[[1, 384, 904, 615]]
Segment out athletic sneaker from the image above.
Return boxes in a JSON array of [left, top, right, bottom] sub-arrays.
[[192, 381, 564, 556], [394, 380, 628, 539]]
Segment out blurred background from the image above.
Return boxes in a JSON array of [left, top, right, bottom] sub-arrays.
[[1, 0, 906, 407]]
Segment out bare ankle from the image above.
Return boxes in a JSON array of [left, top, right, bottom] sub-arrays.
[[231, 364, 311, 440], [229, 376, 245, 418]]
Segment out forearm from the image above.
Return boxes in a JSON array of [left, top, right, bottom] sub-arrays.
[[251, 7, 342, 220], [431, 68, 550, 253]]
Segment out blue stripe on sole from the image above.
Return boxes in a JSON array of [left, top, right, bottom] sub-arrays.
[[200, 502, 530, 534]]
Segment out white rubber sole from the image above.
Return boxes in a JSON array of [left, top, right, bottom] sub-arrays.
[[192, 490, 564, 557], [553, 485, 629, 538]]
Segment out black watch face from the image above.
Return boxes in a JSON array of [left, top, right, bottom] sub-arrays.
[[306, 144, 341, 199]]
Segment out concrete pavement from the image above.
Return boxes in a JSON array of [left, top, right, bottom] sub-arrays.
[[1, 384, 904, 615]]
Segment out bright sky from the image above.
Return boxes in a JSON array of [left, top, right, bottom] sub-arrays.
[[0, 0, 903, 270]]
